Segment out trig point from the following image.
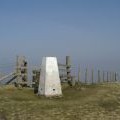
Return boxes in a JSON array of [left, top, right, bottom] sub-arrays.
[[38, 57, 62, 97]]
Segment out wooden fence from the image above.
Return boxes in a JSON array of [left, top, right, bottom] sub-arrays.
[[78, 68, 119, 84]]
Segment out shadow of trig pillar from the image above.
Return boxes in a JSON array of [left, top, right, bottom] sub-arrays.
[[38, 57, 62, 97]]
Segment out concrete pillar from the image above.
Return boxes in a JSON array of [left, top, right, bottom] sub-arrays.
[[38, 57, 62, 97]]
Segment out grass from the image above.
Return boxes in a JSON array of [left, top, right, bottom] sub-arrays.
[[0, 83, 120, 120]]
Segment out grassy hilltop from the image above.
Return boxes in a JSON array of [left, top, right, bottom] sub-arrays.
[[0, 83, 120, 120]]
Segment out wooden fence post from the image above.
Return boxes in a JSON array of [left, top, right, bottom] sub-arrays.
[[78, 66, 80, 83], [107, 72, 109, 82], [16, 55, 19, 84], [103, 71, 105, 83], [16, 56, 28, 87], [110, 72, 112, 82], [91, 69, 94, 84], [85, 68, 88, 84], [98, 70, 101, 83], [115, 72, 117, 81], [117, 73, 119, 81], [112, 72, 115, 82], [66, 56, 71, 83]]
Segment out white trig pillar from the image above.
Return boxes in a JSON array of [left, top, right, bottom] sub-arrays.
[[38, 57, 62, 97]]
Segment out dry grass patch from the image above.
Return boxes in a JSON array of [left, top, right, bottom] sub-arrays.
[[0, 83, 120, 119]]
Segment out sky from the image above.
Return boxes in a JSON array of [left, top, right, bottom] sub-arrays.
[[0, 0, 120, 74]]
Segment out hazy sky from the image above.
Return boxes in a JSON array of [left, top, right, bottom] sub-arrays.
[[0, 0, 120, 73]]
